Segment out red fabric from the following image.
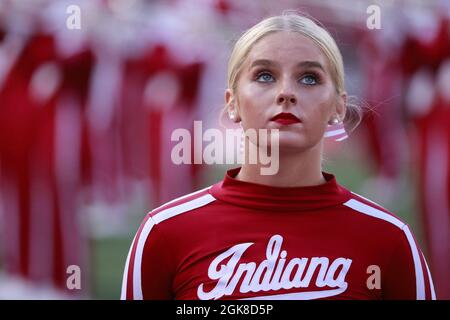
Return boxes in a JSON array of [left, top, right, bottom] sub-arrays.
[[120, 44, 204, 206], [122, 167, 435, 300], [0, 34, 58, 279], [358, 31, 404, 179], [399, 17, 450, 299], [0, 33, 93, 292], [412, 98, 450, 299]]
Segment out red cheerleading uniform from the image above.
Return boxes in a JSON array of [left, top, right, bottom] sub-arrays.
[[121, 167, 436, 300]]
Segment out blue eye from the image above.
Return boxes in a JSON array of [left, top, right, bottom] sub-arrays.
[[300, 75, 317, 85], [255, 72, 319, 85], [256, 72, 275, 82]]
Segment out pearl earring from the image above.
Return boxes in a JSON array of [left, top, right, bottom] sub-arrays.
[[330, 117, 339, 125], [229, 112, 236, 121]]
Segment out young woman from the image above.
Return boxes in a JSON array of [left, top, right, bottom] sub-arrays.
[[121, 13, 436, 300]]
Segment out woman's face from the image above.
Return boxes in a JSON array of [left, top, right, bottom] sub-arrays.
[[226, 31, 346, 151]]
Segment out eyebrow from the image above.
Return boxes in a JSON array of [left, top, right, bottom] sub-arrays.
[[249, 59, 325, 72]]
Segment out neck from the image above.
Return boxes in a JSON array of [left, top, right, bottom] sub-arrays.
[[235, 139, 326, 187]]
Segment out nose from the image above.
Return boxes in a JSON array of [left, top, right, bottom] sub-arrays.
[[277, 93, 297, 105], [276, 80, 297, 106]]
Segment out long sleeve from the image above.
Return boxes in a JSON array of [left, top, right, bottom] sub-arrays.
[[120, 215, 174, 300], [382, 224, 436, 300]]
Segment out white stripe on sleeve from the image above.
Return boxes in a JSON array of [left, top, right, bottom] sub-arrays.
[[344, 199, 425, 299], [132, 193, 216, 299], [402, 225, 426, 299], [120, 232, 137, 300], [421, 252, 437, 300], [133, 217, 156, 299]]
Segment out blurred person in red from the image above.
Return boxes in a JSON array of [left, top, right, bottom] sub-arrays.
[[119, 44, 204, 207], [0, 29, 92, 297], [400, 13, 450, 299]]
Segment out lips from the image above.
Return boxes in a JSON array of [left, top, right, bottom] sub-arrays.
[[270, 112, 301, 125]]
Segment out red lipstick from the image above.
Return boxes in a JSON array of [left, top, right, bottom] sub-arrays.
[[270, 112, 301, 125]]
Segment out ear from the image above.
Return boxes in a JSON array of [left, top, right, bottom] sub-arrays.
[[225, 88, 241, 122], [334, 91, 347, 122]]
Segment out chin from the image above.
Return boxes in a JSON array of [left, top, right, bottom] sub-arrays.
[[272, 133, 321, 151], [269, 137, 309, 150], [244, 127, 318, 150], [277, 142, 311, 152]]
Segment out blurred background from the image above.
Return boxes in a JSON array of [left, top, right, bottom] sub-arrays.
[[0, 0, 449, 299]]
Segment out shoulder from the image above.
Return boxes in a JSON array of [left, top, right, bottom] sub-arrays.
[[148, 184, 218, 225], [341, 191, 424, 265], [343, 192, 434, 300], [341, 190, 408, 234], [132, 185, 219, 254]]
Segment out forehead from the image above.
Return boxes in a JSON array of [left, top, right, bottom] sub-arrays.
[[244, 31, 329, 69]]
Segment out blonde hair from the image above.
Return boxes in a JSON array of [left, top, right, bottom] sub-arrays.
[[226, 11, 362, 133]]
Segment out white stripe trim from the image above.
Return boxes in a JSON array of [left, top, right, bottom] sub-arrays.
[[120, 232, 137, 300], [241, 285, 347, 300], [150, 185, 213, 213], [344, 199, 404, 228], [152, 193, 216, 224], [324, 128, 346, 137], [132, 194, 217, 299], [402, 225, 426, 299], [350, 191, 389, 211], [343, 199, 425, 299], [133, 218, 156, 299], [421, 252, 436, 300]]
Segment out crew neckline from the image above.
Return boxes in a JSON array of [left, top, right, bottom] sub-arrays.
[[210, 167, 351, 212]]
